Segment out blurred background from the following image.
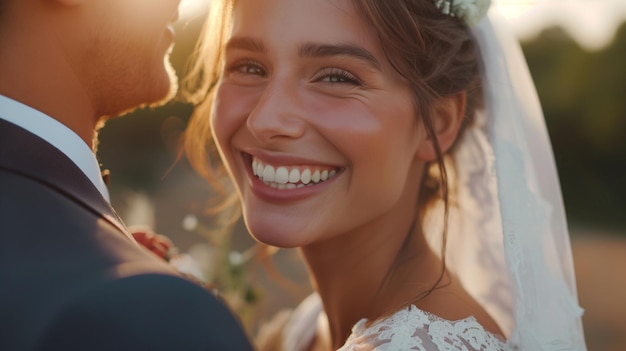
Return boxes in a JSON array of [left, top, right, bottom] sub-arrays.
[[97, 0, 626, 349]]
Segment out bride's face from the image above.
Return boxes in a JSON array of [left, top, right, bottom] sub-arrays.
[[211, 0, 425, 247]]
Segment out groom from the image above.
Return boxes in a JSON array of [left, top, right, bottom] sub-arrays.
[[0, 0, 253, 350]]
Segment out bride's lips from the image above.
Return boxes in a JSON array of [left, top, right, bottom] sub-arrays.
[[241, 152, 342, 202]]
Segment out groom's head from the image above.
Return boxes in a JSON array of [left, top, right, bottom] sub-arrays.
[[0, 0, 181, 121], [73, 0, 183, 118]]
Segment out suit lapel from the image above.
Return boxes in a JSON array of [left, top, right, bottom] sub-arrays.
[[0, 119, 134, 242]]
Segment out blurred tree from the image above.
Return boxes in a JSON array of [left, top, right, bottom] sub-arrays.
[[523, 22, 626, 232]]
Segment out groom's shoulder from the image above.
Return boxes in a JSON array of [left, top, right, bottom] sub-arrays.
[[0, 168, 254, 350], [32, 273, 254, 351], [0, 272, 255, 351]]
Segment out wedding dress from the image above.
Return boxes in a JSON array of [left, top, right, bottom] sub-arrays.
[[338, 305, 506, 351], [280, 294, 507, 351], [275, 7, 587, 351]]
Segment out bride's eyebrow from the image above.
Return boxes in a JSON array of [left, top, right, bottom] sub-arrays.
[[225, 37, 265, 53], [224, 38, 381, 71], [298, 42, 381, 70]]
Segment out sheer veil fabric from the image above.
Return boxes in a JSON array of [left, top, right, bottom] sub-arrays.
[[424, 7, 587, 350]]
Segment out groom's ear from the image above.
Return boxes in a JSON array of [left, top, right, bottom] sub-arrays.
[[415, 92, 467, 161]]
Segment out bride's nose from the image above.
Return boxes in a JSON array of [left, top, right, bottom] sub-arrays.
[[246, 79, 306, 145]]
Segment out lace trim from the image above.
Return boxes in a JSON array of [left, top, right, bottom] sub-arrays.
[[337, 305, 508, 351]]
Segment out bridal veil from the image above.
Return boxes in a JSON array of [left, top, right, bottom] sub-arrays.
[[423, 7, 588, 350]]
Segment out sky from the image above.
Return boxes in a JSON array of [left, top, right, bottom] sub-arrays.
[[179, 0, 626, 51], [497, 0, 626, 50]]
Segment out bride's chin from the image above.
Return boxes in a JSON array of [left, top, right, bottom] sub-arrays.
[[249, 232, 301, 249], [245, 223, 304, 249]]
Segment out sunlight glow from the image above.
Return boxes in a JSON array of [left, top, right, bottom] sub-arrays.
[[177, 0, 626, 50], [496, 0, 539, 18], [180, 0, 210, 19], [496, 0, 626, 50]]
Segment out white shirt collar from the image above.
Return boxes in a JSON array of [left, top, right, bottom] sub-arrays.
[[0, 94, 110, 202]]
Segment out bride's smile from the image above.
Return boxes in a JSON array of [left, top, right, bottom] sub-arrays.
[[250, 155, 340, 189]]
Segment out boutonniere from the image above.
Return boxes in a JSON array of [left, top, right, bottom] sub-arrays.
[[130, 226, 177, 261]]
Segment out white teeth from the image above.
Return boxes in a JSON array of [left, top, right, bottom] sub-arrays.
[[312, 170, 320, 183], [262, 165, 276, 182], [321, 170, 329, 181], [275, 167, 289, 184], [288, 169, 300, 183], [251, 156, 339, 189], [300, 169, 311, 184]]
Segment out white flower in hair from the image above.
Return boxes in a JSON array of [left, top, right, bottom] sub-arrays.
[[434, 0, 491, 27]]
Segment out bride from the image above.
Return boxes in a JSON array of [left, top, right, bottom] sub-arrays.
[[184, 0, 588, 349]]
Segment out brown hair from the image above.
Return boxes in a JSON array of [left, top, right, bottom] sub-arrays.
[[183, 0, 237, 219], [183, 0, 482, 297]]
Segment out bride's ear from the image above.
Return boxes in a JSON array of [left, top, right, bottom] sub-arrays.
[[415, 92, 467, 161]]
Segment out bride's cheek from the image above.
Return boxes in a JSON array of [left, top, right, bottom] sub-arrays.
[[215, 84, 263, 127], [212, 88, 245, 139]]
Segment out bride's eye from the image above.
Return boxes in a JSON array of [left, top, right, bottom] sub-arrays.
[[313, 67, 362, 86], [226, 59, 267, 78]]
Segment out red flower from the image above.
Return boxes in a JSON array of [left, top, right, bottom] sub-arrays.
[[130, 226, 176, 261]]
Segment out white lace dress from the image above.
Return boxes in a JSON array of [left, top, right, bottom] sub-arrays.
[[338, 304, 507, 351], [280, 294, 508, 351]]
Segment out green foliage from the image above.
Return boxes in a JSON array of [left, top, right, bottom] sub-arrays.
[[522, 23, 626, 231]]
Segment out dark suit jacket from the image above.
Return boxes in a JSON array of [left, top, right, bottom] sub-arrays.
[[0, 119, 254, 351]]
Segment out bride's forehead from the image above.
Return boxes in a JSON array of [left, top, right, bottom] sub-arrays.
[[230, 0, 375, 45], [231, 0, 364, 30]]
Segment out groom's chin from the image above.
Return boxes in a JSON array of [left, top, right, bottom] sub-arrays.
[[102, 60, 180, 123], [149, 58, 180, 108]]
